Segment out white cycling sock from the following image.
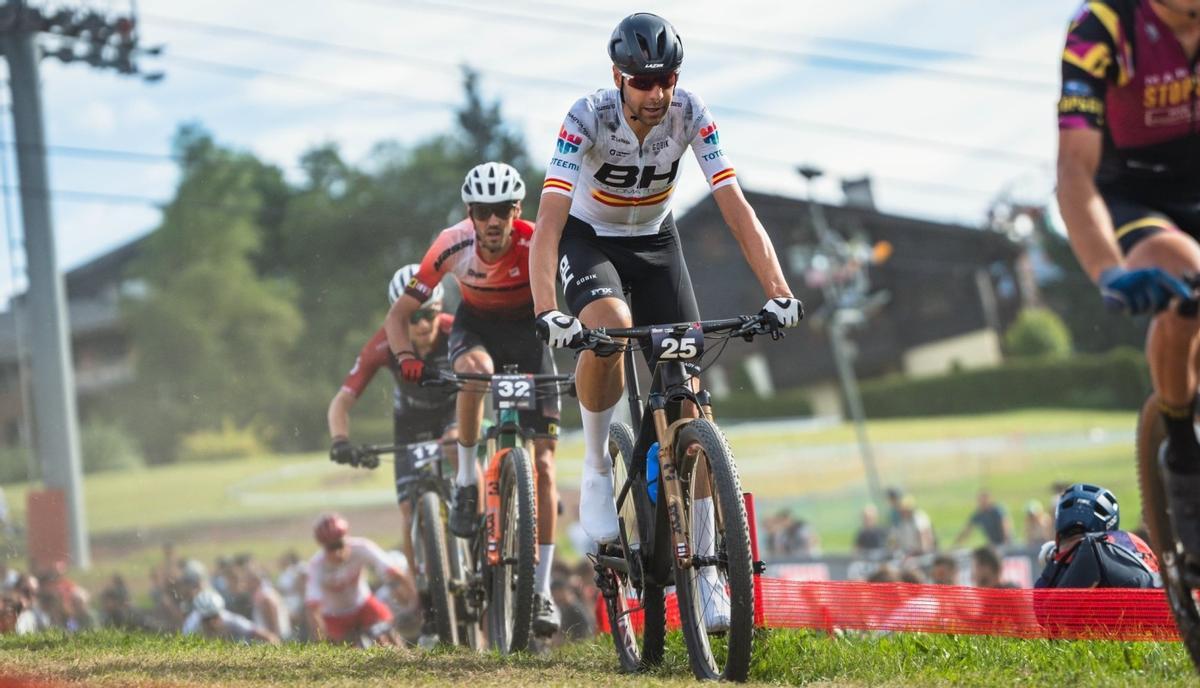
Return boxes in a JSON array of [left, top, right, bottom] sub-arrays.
[[535, 544, 555, 597], [456, 444, 478, 487], [581, 401, 619, 475], [694, 497, 717, 580]]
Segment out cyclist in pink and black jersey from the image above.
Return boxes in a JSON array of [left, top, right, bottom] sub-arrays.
[[1056, 0, 1200, 557]]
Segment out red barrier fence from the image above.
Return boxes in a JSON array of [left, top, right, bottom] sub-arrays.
[[598, 578, 1181, 642]]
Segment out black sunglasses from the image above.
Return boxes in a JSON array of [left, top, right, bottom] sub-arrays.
[[409, 308, 438, 324], [622, 71, 679, 91], [470, 203, 517, 221]]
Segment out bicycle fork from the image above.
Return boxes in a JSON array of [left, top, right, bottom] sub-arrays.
[[650, 393, 693, 571]]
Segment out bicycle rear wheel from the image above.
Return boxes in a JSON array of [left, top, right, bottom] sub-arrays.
[[672, 419, 754, 682], [416, 490, 457, 645], [486, 446, 537, 654], [603, 422, 666, 672], [1137, 398, 1200, 671]]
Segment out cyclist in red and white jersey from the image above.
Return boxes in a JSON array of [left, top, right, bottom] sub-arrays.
[[384, 163, 564, 635], [304, 513, 415, 646], [529, 13, 802, 633]]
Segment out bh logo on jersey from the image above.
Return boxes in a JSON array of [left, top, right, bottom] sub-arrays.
[[700, 123, 719, 145], [557, 127, 583, 154]]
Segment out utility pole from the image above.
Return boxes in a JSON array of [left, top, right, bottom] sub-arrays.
[[796, 165, 887, 511], [0, 0, 161, 569]]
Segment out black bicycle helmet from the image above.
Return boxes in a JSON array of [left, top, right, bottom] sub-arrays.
[[1054, 483, 1119, 537], [608, 13, 683, 75]]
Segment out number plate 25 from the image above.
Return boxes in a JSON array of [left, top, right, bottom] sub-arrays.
[[651, 324, 704, 361], [492, 374, 535, 410]]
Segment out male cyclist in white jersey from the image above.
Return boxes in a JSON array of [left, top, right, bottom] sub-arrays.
[[529, 12, 802, 627]]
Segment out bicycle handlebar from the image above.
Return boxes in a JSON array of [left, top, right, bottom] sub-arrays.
[[570, 313, 782, 354]]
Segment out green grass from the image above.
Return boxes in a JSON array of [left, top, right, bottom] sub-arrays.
[[0, 629, 1191, 687], [4, 409, 1132, 534]]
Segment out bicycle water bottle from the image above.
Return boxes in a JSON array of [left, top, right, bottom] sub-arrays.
[[646, 442, 660, 504]]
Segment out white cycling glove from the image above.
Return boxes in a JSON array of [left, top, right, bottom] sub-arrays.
[[761, 297, 803, 328], [535, 310, 584, 348]]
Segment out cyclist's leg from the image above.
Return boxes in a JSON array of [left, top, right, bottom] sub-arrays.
[[1119, 196, 1200, 553], [448, 308, 493, 536], [1122, 212, 1200, 467], [393, 412, 440, 571], [561, 216, 632, 543]]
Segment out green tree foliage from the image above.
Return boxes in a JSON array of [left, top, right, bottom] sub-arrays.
[[1004, 307, 1073, 358], [115, 69, 543, 458], [121, 125, 303, 462]]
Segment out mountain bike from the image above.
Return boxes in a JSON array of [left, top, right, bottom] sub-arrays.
[[571, 314, 782, 682], [1136, 280, 1200, 671], [423, 367, 574, 653], [355, 440, 481, 649]]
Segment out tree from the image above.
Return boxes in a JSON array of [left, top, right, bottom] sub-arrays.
[[120, 125, 302, 462], [1004, 307, 1073, 358]]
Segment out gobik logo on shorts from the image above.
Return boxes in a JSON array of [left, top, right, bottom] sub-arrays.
[[700, 123, 719, 145], [557, 127, 583, 154]]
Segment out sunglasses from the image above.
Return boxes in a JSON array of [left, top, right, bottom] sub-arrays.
[[324, 540, 345, 552], [470, 203, 517, 221], [622, 71, 679, 91], [409, 308, 438, 324]]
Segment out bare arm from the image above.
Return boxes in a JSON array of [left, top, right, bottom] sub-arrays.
[[305, 603, 325, 642], [327, 390, 356, 440], [383, 294, 422, 361], [712, 184, 793, 298], [1056, 128, 1120, 282], [531, 193, 572, 314]]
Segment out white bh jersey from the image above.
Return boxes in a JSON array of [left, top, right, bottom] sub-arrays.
[[304, 537, 403, 617], [542, 87, 737, 237]]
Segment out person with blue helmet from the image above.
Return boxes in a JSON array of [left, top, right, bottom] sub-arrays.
[[1035, 483, 1158, 590]]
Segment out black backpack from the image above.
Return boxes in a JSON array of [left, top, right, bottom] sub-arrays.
[[1036, 532, 1158, 589]]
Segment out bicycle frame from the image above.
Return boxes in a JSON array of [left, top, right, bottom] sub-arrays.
[[618, 349, 719, 573], [482, 405, 534, 566]]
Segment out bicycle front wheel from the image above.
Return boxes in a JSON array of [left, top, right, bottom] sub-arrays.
[[672, 419, 754, 682], [486, 446, 538, 654], [1137, 399, 1200, 671], [416, 490, 457, 645]]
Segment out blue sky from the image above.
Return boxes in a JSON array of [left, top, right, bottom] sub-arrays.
[[1, 0, 1084, 297]]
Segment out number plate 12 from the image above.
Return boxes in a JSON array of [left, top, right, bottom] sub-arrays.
[[651, 324, 704, 361]]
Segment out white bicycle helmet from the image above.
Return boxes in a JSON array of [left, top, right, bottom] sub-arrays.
[[192, 589, 225, 619], [389, 264, 444, 306], [461, 162, 526, 204]]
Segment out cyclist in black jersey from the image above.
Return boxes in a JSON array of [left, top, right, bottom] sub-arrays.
[[1057, 0, 1200, 553]]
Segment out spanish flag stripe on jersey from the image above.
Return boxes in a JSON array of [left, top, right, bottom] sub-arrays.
[[590, 186, 674, 207], [711, 168, 736, 185]]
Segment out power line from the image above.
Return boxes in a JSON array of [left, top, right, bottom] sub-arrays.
[[356, 0, 1056, 92], [499, 0, 1050, 73], [163, 53, 459, 110], [148, 14, 1049, 167]]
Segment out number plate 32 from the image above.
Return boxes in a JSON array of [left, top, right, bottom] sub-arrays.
[[651, 324, 704, 361], [492, 374, 535, 410]]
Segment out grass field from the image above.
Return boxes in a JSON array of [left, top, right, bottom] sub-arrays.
[[0, 629, 1192, 687], [0, 409, 1144, 595]]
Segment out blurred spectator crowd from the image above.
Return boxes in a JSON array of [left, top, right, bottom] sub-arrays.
[[0, 540, 600, 647]]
